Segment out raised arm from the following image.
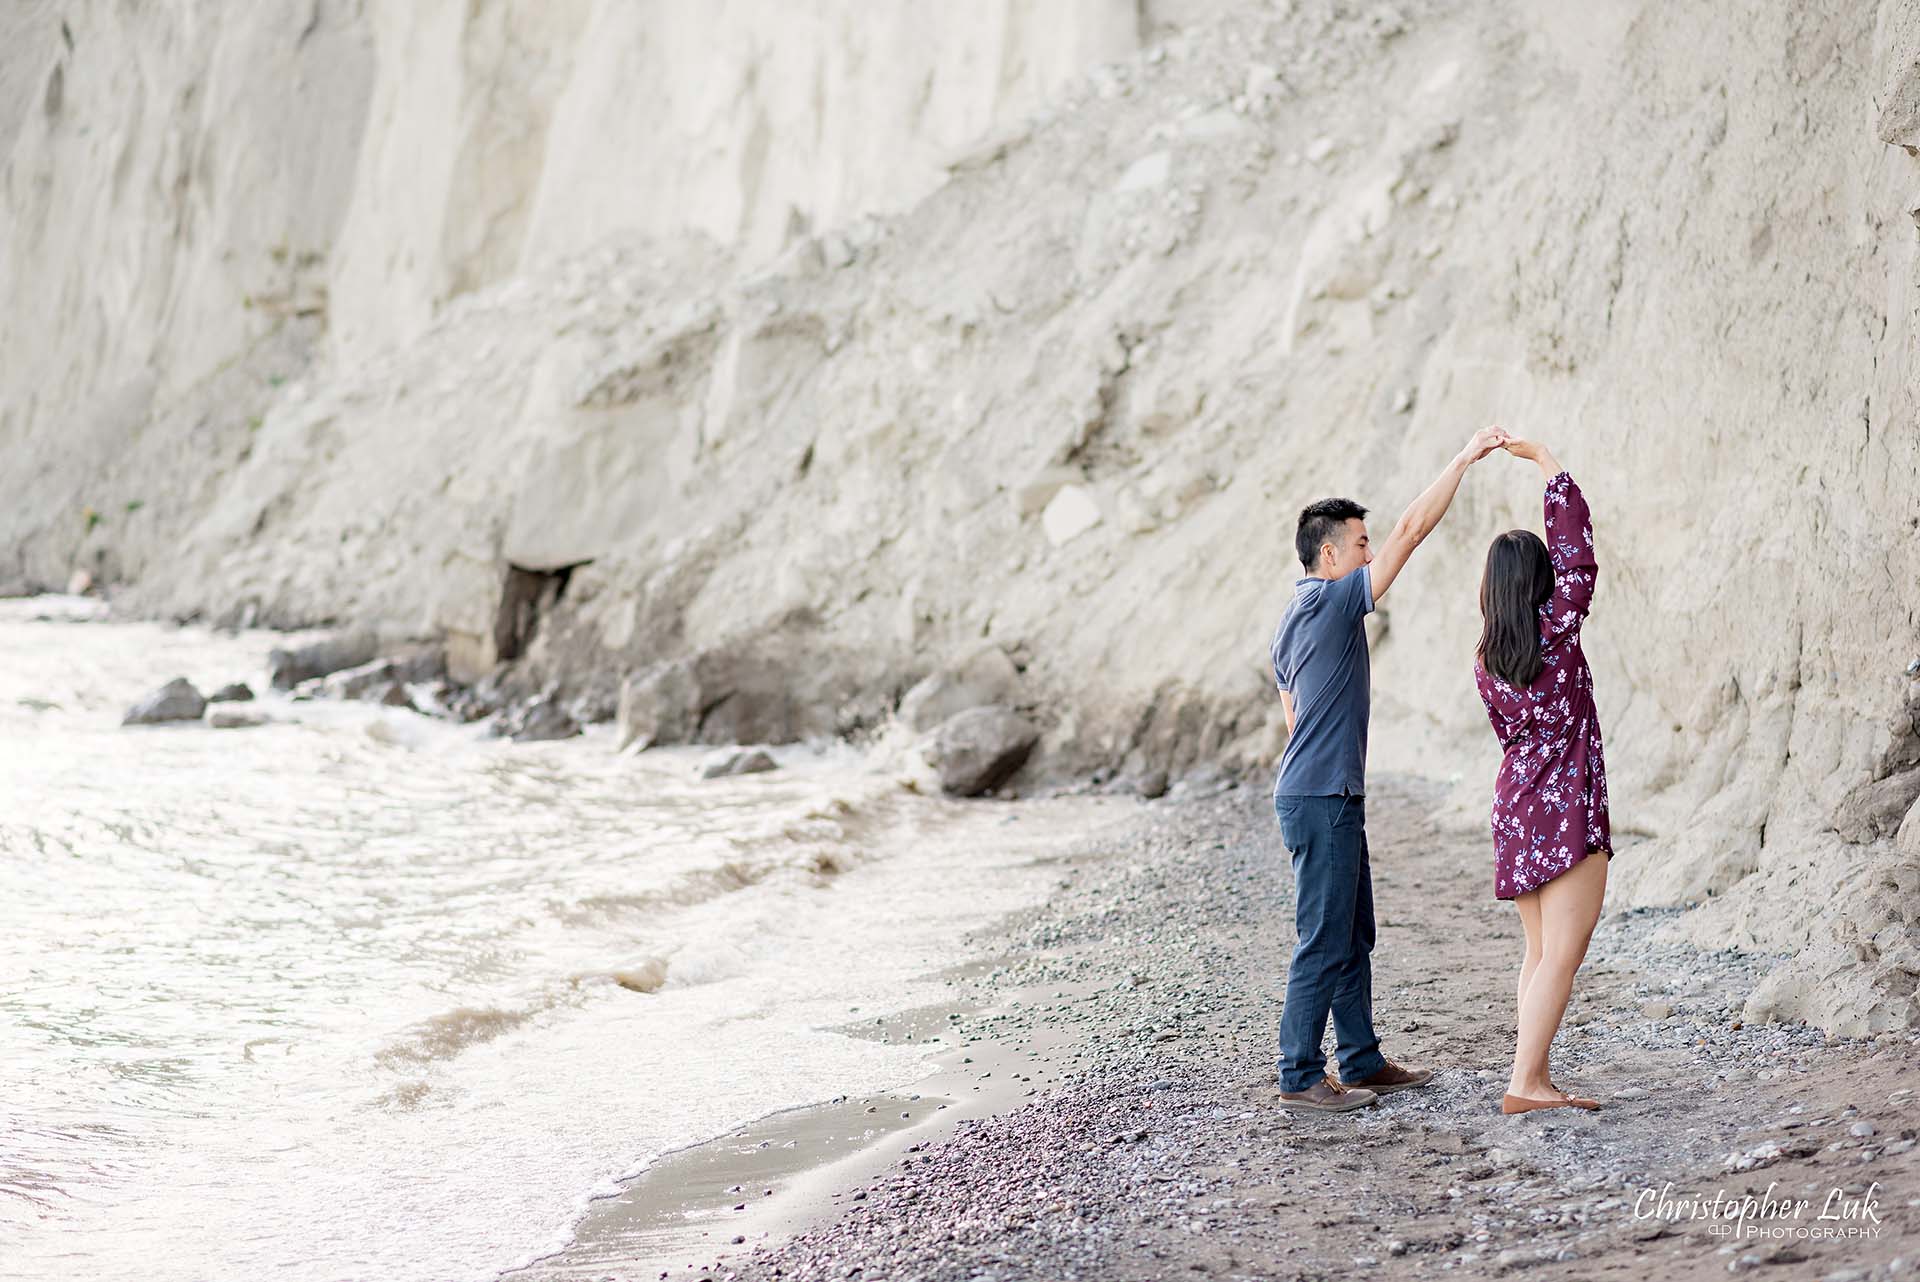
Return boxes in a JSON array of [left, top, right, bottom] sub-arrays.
[[1369, 426, 1510, 604], [1502, 438, 1596, 636]]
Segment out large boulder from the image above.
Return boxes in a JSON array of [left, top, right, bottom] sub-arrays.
[[267, 632, 381, 690], [122, 677, 206, 725], [615, 649, 806, 750], [921, 705, 1039, 797], [897, 646, 1021, 733]]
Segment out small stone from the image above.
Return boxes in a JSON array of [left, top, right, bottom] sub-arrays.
[[207, 682, 254, 703], [1641, 998, 1674, 1020], [207, 706, 269, 730], [1850, 1121, 1877, 1138], [701, 747, 778, 779]]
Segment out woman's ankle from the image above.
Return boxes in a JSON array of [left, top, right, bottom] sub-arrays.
[[1507, 1072, 1557, 1097]]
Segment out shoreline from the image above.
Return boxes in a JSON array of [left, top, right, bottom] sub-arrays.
[[559, 774, 1918, 1282]]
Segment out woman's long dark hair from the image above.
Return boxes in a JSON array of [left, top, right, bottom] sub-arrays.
[[1477, 530, 1555, 687]]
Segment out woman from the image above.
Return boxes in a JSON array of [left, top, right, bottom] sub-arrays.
[[1473, 437, 1611, 1115]]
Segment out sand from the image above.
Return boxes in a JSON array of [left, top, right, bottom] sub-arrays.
[[520, 773, 1919, 1280]]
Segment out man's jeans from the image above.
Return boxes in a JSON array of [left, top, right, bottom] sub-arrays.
[[1274, 792, 1387, 1092]]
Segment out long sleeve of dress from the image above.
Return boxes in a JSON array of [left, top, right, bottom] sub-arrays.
[[1540, 471, 1596, 644]]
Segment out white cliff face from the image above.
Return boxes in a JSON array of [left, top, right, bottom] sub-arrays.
[[0, 0, 371, 527], [324, 0, 1141, 357], [4, 0, 1920, 1035]]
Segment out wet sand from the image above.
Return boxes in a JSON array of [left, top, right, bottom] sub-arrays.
[[521, 772, 1919, 1281]]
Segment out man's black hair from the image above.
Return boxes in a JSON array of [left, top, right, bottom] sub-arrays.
[[1295, 498, 1369, 573]]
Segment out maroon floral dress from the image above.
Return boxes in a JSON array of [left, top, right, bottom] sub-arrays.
[[1473, 471, 1611, 899]]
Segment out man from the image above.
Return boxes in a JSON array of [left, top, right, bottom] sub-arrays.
[[1267, 425, 1510, 1113]]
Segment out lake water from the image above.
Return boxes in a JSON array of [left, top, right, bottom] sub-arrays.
[[0, 596, 1127, 1281]]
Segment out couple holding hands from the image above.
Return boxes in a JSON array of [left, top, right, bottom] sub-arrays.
[[1267, 426, 1612, 1115]]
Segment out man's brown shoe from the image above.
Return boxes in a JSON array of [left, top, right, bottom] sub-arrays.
[[1275, 1078, 1377, 1113], [1331, 1060, 1434, 1094]]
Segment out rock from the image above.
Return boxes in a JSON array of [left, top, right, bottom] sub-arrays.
[[267, 632, 381, 690], [502, 698, 580, 742], [898, 646, 1021, 733], [1723, 1139, 1785, 1172], [319, 647, 446, 701], [1134, 768, 1170, 799], [207, 706, 268, 729], [378, 682, 417, 710], [1849, 1120, 1877, 1138], [616, 659, 701, 751], [701, 747, 777, 778], [1041, 484, 1102, 546], [920, 705, 1040, 797], [1613, 1085, 1650, 1100], [1641, 998, 1674, 1020], [123, 677, 206, 725], [616, 649, 806, 751], [1833, 767, 1920, 843], [207, 682, 254, 703]]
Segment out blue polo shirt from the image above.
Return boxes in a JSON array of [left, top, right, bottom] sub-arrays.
[[1269, 565, 1373, 798]]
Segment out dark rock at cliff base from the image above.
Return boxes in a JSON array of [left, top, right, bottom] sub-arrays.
[[123, 677, 206, 725], [207, 682, 254, 703], [498, 698, 579, 742], [616, 651, 805, 751], [267, 632, 380, 690], [921, 705, 1039, 797], [1133, 768, 1171, 799], [310, 647, 446, 701], [701, 747, 777, 778]]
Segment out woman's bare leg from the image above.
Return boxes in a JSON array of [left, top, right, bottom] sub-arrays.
[[1515, 890, 1543, 1019], [1506, 851, 1608, 1099]]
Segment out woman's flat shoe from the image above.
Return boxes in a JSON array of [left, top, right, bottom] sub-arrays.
[[1502, 1092, 1601, 1114]]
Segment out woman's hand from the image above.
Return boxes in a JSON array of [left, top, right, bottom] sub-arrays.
[[1501, 436, 1563, 478]]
